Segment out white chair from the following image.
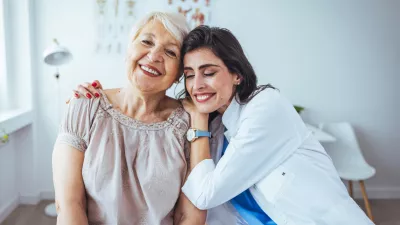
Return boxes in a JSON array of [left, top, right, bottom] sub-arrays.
[[319, 122, 376, 221]]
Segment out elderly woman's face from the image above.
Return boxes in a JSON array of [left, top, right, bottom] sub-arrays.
[[127, 20, 181, 94]]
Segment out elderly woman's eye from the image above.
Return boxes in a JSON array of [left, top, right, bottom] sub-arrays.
[[141, 40, 152, 46], [165, 49, 177, 58]]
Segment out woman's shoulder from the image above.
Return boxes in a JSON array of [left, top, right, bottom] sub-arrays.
[[102, 88, 119, 100], [242, 88, 279, 110], [249, 87, 280, 103], [242, 87, 296, 118], [67, 93, 102, 112], [61, 94, 103, 137], [166, 97, 190, 125], [164, 97, 190, 133], [163, 96, 182, 110]]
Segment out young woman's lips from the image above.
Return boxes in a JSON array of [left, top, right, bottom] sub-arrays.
[[194, 93, 215, 103]]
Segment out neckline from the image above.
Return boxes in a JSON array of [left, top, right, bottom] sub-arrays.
[[98, 89, 184, 130], [222, 95, 241, 129]]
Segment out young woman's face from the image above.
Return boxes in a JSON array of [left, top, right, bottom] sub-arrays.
[[126, 20, 181, 94], [184, 48, 241, 114]]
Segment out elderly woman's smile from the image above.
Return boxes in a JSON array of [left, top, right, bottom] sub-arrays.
[[139, 64, 162, 76]]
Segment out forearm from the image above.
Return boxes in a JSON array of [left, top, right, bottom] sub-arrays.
[[189, 113, 211, 170], [52, 144, 88, 225], [176, 216, 206, 225], [174, 191, 206, 225], [56, 201, 88, 225], [175, 211, 206, 225]]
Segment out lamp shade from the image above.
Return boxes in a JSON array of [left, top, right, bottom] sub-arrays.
[[43, 39, 73, 66]]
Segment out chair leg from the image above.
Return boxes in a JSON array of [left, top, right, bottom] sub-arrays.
[[348, 180, 353, 198], [359, 180, 374, 221]]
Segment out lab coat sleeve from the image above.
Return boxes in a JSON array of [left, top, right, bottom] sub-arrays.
[[182, 89, 310, 210]]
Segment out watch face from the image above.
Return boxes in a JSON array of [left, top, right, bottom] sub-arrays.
[[186, 129, 195, 142]]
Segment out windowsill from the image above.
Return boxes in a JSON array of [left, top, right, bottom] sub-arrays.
[[0, 109, 33, 134]]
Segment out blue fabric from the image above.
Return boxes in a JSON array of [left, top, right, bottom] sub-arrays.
[[222, 136, 276, 225]]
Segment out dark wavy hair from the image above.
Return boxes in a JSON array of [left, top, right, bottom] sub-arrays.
[[177, 25, 274, 104]]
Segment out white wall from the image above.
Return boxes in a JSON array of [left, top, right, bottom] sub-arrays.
[[0, 125, 35, 222], [0, 131, 19, 222], [212, 0, 400, 197], [1, 0, 397, 208]]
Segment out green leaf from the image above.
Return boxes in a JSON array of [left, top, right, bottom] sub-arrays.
[[294, 105, 304, 114]]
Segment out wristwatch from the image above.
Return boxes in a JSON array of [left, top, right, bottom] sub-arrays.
[[186, 128, 211, 142]]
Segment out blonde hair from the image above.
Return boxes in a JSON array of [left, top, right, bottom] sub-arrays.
[[125, 12, 190, 82], [129, 11, 190, 45]]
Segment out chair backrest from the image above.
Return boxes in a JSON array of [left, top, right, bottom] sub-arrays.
[[319, 122, 368, 169]]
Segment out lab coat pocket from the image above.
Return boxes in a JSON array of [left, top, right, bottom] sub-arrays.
[[254, 165, 295, 204]]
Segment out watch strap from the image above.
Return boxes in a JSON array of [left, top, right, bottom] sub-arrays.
[[195, 130, 211, 138]]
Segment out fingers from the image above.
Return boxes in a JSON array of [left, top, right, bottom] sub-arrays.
[[181, 98, 192, 109], [91, 80, 103, 90], [183, 96, 193, 104], [75, 82, 101, 99], [82, 82, 100, 98], [66, 90, 78, 104], [71, 90, 80, 99], [70, 80, 103, 101]]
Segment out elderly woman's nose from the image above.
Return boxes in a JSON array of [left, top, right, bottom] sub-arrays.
[[147, 47, 164, 63]]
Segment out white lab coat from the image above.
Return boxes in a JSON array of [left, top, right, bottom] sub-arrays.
[[182, 88, 374, 225]]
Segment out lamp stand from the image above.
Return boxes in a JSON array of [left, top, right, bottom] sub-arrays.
[[44, 72, 61, 218]]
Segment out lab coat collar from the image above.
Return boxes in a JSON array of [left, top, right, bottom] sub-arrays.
[[222, 96, 242, 140]]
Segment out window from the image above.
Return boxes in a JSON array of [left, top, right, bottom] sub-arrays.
[[0, 1, 33, 134], [0, 1, 9, 111]]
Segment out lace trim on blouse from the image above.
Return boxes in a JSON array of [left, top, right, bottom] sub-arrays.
[[56, 132, 87, 152], [97, 89, 188, 135]]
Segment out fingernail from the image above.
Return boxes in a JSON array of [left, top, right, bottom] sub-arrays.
[[92, 82, 97, 87], [74, 93, 79, 98], [94, 93, 100, 98], [86, 93, 92, 99]]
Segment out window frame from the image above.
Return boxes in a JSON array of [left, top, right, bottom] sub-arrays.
[[0, 0, 10, 111], [0, 0, 33, 134]]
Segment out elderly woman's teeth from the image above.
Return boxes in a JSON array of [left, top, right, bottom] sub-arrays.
[[141, 65, 160, 75]]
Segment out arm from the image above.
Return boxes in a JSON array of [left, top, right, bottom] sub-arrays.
[[174, 140, 207, 224], [53, 143, 88, 225], [187, 113, 211, 171], [182, 90, 309, 210], [174, 189, 207, 225], [54, 96, 95, 224]]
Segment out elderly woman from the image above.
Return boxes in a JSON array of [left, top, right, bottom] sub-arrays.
[[52, 12, 205, 225]]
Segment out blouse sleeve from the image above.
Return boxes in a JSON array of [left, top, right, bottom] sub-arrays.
[[55, 98, 99, 152]]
